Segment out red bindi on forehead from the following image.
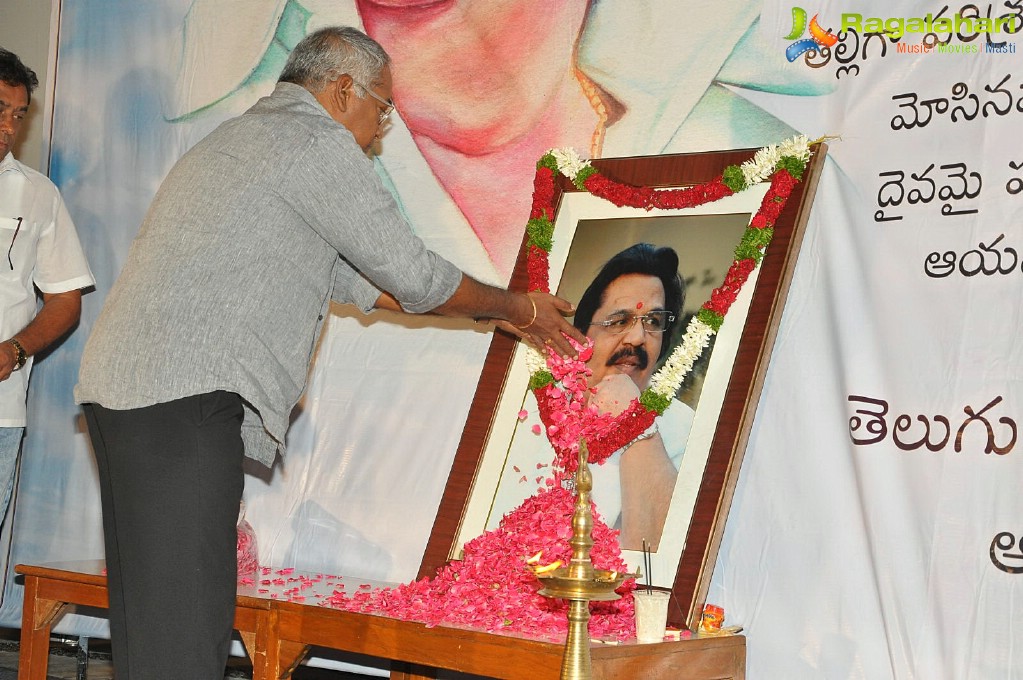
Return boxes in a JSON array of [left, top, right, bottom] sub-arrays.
[[636, 301, 643, 309]]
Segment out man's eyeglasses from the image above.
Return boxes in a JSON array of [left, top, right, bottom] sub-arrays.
[[354, 80, 394, 125], [7, 217, 22, 270], [590, 310, 676, 335]]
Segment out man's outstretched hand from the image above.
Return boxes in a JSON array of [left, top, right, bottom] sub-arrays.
[[495, 291, 585, 357]]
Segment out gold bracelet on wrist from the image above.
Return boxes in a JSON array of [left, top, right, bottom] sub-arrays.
[[514, 295, 538, 330]]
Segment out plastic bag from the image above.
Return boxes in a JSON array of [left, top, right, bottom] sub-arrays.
[[236, 502, 259, 576]]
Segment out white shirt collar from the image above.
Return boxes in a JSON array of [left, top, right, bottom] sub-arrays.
[[0, 152, 22, 173]]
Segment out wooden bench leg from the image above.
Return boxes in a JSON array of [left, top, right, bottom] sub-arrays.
[[240, 633, 307, 679], [258, 607, 310, 680], [271, 641, 310, 679], [18, 574, 69, 680], [240, 631, 263, 678]]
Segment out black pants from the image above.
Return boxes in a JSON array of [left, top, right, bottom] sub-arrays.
[[84, 392, 245, 679]]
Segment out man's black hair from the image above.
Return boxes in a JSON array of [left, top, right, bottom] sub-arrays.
[[573, 243, 685, 361], [0, 48, 38, 105]]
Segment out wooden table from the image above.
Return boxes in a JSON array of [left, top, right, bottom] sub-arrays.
[[271, 597, 745, 680], [16, 562, 745, 680], [15, 561, 287, 680]]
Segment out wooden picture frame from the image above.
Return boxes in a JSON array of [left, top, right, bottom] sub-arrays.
[[419, 145, 827, 630]]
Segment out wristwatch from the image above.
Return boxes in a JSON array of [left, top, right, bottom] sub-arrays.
[[9, 339, 26, 371], [632, 421, 660, 443]]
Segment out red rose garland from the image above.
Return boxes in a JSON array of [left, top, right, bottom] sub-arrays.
[[525, 153, 808, 471]]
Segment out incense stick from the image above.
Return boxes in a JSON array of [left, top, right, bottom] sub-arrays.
[[642, 539, 652, 594]]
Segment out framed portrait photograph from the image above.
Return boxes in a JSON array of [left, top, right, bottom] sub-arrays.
[[420, 146, 827, 628]]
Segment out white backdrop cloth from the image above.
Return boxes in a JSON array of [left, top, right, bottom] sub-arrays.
[[1, 1, 1021, 677]]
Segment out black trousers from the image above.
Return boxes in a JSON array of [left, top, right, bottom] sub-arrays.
[[84, 392, 245, 679]]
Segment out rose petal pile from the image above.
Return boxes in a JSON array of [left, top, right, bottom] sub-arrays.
[[323, 486, 636, 640]]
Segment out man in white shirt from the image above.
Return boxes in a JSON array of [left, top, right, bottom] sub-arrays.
[[0, 48, 94, 526]]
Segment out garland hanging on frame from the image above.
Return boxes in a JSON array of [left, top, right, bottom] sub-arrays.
[[522, 137, 814, 474]]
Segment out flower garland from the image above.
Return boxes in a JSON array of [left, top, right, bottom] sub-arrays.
[[526, 137, 813, 471]]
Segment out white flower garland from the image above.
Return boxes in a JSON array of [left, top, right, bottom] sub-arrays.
[[741, 134, 813, 186], [647, 316, 715, 400], [524, 345, 546, 375], [548, 147, 589, 181], [779, 134, 812, 162]]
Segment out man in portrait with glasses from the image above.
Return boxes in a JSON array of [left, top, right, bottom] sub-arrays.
[[572, 243, 690, 551], [491, 243, 690, 552], [0, 48, 94, 534], [76, 26, 582, 680]]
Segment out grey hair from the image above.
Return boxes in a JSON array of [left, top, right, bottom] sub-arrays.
[[278, 26, 390, 94]]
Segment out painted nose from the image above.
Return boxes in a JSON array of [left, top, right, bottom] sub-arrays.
[[621, 316, 649, 344]]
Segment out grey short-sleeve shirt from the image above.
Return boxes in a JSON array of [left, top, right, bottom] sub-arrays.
[[75, 83, 462, 465]]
